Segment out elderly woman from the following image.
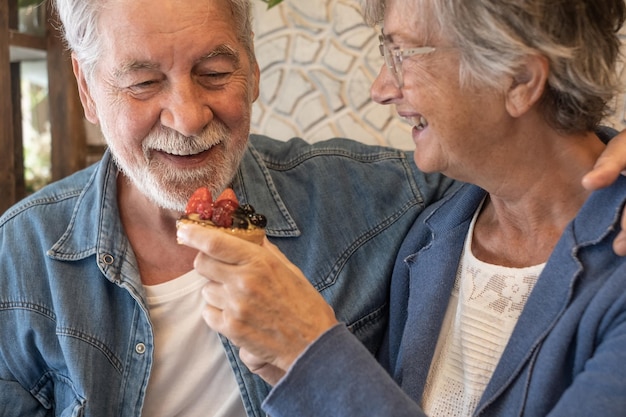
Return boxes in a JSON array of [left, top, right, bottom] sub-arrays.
[[178, 0, 626, 416]]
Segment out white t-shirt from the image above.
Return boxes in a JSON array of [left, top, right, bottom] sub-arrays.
[[141, 270, 246, 417]]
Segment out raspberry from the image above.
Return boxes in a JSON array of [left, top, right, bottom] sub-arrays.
[[185, 187, 213, 219], [211, 199, 239, 227], [195, 201, 213, 220], [215, 188, 238, 203]]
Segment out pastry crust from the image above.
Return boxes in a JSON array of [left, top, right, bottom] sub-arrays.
[[176, 217, 265, 245]]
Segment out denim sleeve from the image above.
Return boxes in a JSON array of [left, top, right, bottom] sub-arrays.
[[0, 380, 50, 416], [262, 324, 426, 417]]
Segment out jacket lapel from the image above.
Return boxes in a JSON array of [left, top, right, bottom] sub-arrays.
[[395, 185, 485, 397]]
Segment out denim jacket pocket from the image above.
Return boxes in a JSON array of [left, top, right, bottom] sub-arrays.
[[32, 372, 86, 417]]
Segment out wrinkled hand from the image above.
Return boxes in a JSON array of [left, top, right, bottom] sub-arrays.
[[176, 223, 339, 384], [582, 131, 626, 255]]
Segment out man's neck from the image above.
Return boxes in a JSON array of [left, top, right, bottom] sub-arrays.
[[117, 175, 197, 285]]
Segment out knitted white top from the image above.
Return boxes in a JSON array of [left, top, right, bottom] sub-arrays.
[[421, 206, 545, 416]]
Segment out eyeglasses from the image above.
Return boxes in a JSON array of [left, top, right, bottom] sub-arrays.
[[378, 32, 436, 88]]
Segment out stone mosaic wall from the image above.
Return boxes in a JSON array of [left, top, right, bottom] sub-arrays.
[[251, 0, 626, 149], [251, 0, 413, 149]]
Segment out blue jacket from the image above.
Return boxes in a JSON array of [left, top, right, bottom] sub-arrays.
[[264, 179, 626, 416], [0, 135, 455, 416]]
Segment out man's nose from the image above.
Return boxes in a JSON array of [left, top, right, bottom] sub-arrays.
[[160, 80, 213, 137]]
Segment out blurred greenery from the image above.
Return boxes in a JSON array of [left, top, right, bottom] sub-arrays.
[[260, 0, 284, 9], [18, 0, 43, 7]]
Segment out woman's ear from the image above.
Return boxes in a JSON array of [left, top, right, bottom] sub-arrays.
[[505, 55, 549, 118], [71, 53, 99, 124]]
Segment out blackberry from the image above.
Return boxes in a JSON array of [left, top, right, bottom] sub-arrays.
[[240, 204, 256, 215], [249, 213, 267, 228], [232, 216, 249, 229]]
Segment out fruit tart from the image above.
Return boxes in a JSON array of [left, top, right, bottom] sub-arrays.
[[177, 187, 267, 244]]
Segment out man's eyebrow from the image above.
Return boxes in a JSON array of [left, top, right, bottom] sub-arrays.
[[198, 44, 240, 64], [113, 61, 160, 78]]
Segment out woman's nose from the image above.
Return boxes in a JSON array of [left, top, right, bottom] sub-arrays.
[[370, 64, 402, 105]]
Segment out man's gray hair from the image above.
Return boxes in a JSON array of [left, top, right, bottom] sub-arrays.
[[52, 0, 255, 83]]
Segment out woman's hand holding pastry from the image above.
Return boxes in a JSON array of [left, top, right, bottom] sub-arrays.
[[177, 223, 339, 382]]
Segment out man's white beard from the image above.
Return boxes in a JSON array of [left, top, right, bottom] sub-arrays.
[[104, 121, 248, 212]]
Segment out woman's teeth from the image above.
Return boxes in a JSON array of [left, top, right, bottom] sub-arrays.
[[416, 116, 428, 130], [403, 116, 428, 130]]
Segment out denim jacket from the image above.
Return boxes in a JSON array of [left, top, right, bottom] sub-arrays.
[[263, 179, 626, 417], [0, 134, 455, 416]]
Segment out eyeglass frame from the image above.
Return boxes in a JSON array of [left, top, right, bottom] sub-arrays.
[[378, 31, 436, 88]]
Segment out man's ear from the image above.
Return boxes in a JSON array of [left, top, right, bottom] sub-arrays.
[[505, 55, 549, 118], [71, 53, 99, 124], [251, 59, 260, 103], [249, 32, 261, 103]]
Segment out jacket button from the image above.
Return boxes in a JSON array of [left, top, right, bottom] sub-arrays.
[[135, 343, 146, 354], [101, 253, 114, 265]]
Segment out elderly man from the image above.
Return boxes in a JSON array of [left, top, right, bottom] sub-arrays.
[[1, 0, 626, 416]]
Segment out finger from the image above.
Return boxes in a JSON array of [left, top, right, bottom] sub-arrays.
[[192, 249, 241, 284], [581, 159, 624, 190], [238, 347, 270, 370], [582, 136, 626, 191], [177, 222, 255, 264], [614, 212, 626, 256], [201, 303, 226, 334], [613, 232, 626, 256], [201, 281, 228, 311]]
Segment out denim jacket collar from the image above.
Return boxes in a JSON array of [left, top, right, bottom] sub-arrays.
[[233, 142, 301, 237], [46, 151, 121, 264]]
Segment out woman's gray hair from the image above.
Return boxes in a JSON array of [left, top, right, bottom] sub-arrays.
[[52, 0, 256, 84], [362, 0, 626, 133]]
